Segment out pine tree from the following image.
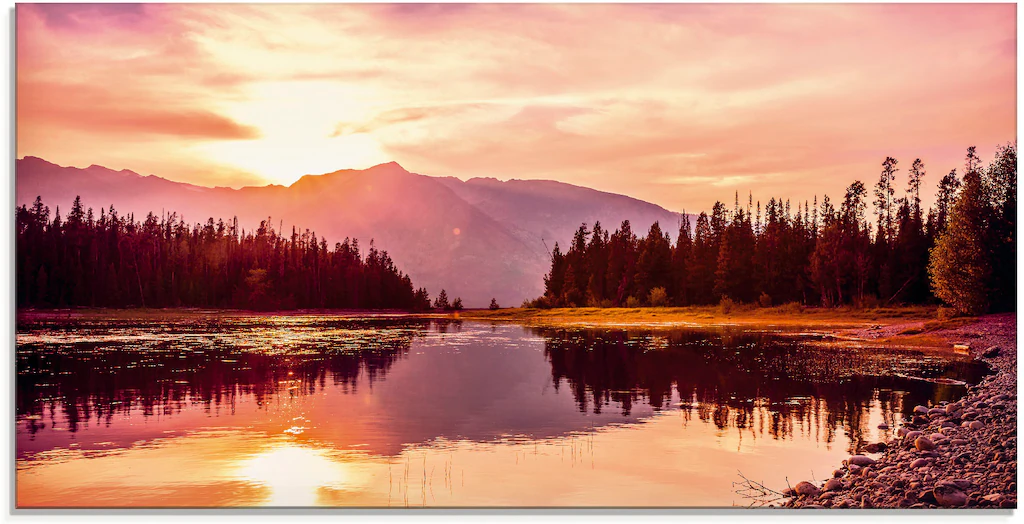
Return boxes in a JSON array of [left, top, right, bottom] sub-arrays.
[[928, 170, 992, 315]]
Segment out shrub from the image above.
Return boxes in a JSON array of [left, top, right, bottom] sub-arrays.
[[779, 302, 803, 314], [936, 306, 959, 320], [489, 298, 500, 310], [624, 296, 642, 309], [648, 287, 669, 307], [854, 294, 881, 309], [718, 296, 736, 314], [758, 292, 772, 308]]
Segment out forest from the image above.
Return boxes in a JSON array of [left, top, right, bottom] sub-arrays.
[[15, 198, 436, 311], [533, 144, 1016, 315]]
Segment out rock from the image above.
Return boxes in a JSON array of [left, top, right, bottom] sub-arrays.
[[945, 403, 962, 414], [915, 437, 935, 451], [824, 478, 843, 492], [863, 442, 887, 453], [950, 439, 969, 446], [910, 458, 931, 468], [905, 430, 923, 442], [783, 487, 796, 497], [848, 455, 876, 467], [933, 485, 968, 507], [802, 504, 825, 509], [969, 420, 984, 430], [982, 346, 1001, 358], [928, 408, 946, 417], [795, 481, 820, 497], [897, 427, 910, 437], [913, 405, 929, 415], [918, 490, 937, 505], [833, 469, 844, 478], [941, 479, 973, 490], [982, 494, 1003, 504], [877, 422, 890, 430], [929, 433, 945, 441], [953, 344, 970, 354]]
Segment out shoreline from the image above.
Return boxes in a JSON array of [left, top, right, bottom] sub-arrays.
[[782, 312, 1017, 509]]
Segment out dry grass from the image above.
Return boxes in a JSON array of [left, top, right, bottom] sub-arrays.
[[462, 305, 939, 330]]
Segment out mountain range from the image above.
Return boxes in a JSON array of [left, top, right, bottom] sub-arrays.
[[16, 157, 685, 307]]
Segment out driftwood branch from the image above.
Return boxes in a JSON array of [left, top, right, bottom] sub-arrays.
[[732, 470, 790, 507]]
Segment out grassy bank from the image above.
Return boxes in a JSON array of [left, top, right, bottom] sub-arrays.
[[462, 305, 957, 329]]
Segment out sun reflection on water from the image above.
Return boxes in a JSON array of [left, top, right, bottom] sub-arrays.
[[235, 443, 350, 506]]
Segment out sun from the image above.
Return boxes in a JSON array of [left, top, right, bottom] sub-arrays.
[[195, 80, 392, 186]]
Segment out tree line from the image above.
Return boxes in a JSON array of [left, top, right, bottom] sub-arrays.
[[533, 144, 1016, 315], [16, 197, 441, 311]]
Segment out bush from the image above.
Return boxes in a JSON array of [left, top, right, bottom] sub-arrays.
[[937, 306, 959, 320], [779, 302, 803, 314], [853, 294, 881, 309], [522, 295, 556, 309], [648, 287, 668, 307], [758, 292, 772, 308], [624, 296, 642, 309], [718, 296, 737, 314], [489, 298, 500, 310]]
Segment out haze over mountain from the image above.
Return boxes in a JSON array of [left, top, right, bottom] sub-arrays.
[[17, 157, 684, 307]]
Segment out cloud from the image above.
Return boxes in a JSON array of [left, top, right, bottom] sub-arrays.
[[15, 4, 1016, 211], [20, 81, 260, 140]]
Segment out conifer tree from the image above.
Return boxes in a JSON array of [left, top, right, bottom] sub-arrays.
[[929, 169, 992, 315]]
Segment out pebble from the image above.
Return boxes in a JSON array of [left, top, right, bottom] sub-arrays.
[[910, 458, 931, 468], [863, 442, 886, 453], [914, 437, 935, 451], [849, 455, 876, 467], [933, 485, 968, 507], [795, 481, 820, 497]]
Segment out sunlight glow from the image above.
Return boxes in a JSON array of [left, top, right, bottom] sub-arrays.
[[235, 443, 350, 506], [196, 81, 391, 185]]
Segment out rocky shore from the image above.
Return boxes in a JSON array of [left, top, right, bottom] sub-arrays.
[[783, 313, 1017, 509]]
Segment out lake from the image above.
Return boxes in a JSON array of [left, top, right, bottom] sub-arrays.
[[15, 314, 989, 508]]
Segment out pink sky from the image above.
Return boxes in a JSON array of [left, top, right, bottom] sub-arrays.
[[17, 3, 1016, 213]]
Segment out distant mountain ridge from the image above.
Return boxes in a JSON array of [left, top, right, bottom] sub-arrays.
[[17, 157, 686, 307]]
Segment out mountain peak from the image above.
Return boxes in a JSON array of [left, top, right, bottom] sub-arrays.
[[365, 161, 409, 174]]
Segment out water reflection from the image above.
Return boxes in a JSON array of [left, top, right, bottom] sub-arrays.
[[537, 327, 987, 450], [15, 315, 989, 507]]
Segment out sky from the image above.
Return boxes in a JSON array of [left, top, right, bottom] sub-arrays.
[[16, 3, 1017, 213]]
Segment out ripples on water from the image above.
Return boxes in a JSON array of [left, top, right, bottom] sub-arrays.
[[15, 314, 988, 507]]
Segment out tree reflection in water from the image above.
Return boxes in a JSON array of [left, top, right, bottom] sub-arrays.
[[536, 327, 989, 451], [17, 317, 987, 457]]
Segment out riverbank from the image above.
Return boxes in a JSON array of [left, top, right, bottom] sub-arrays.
[[463, 305, 968, 333], [782, 312, 1016, 509]]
